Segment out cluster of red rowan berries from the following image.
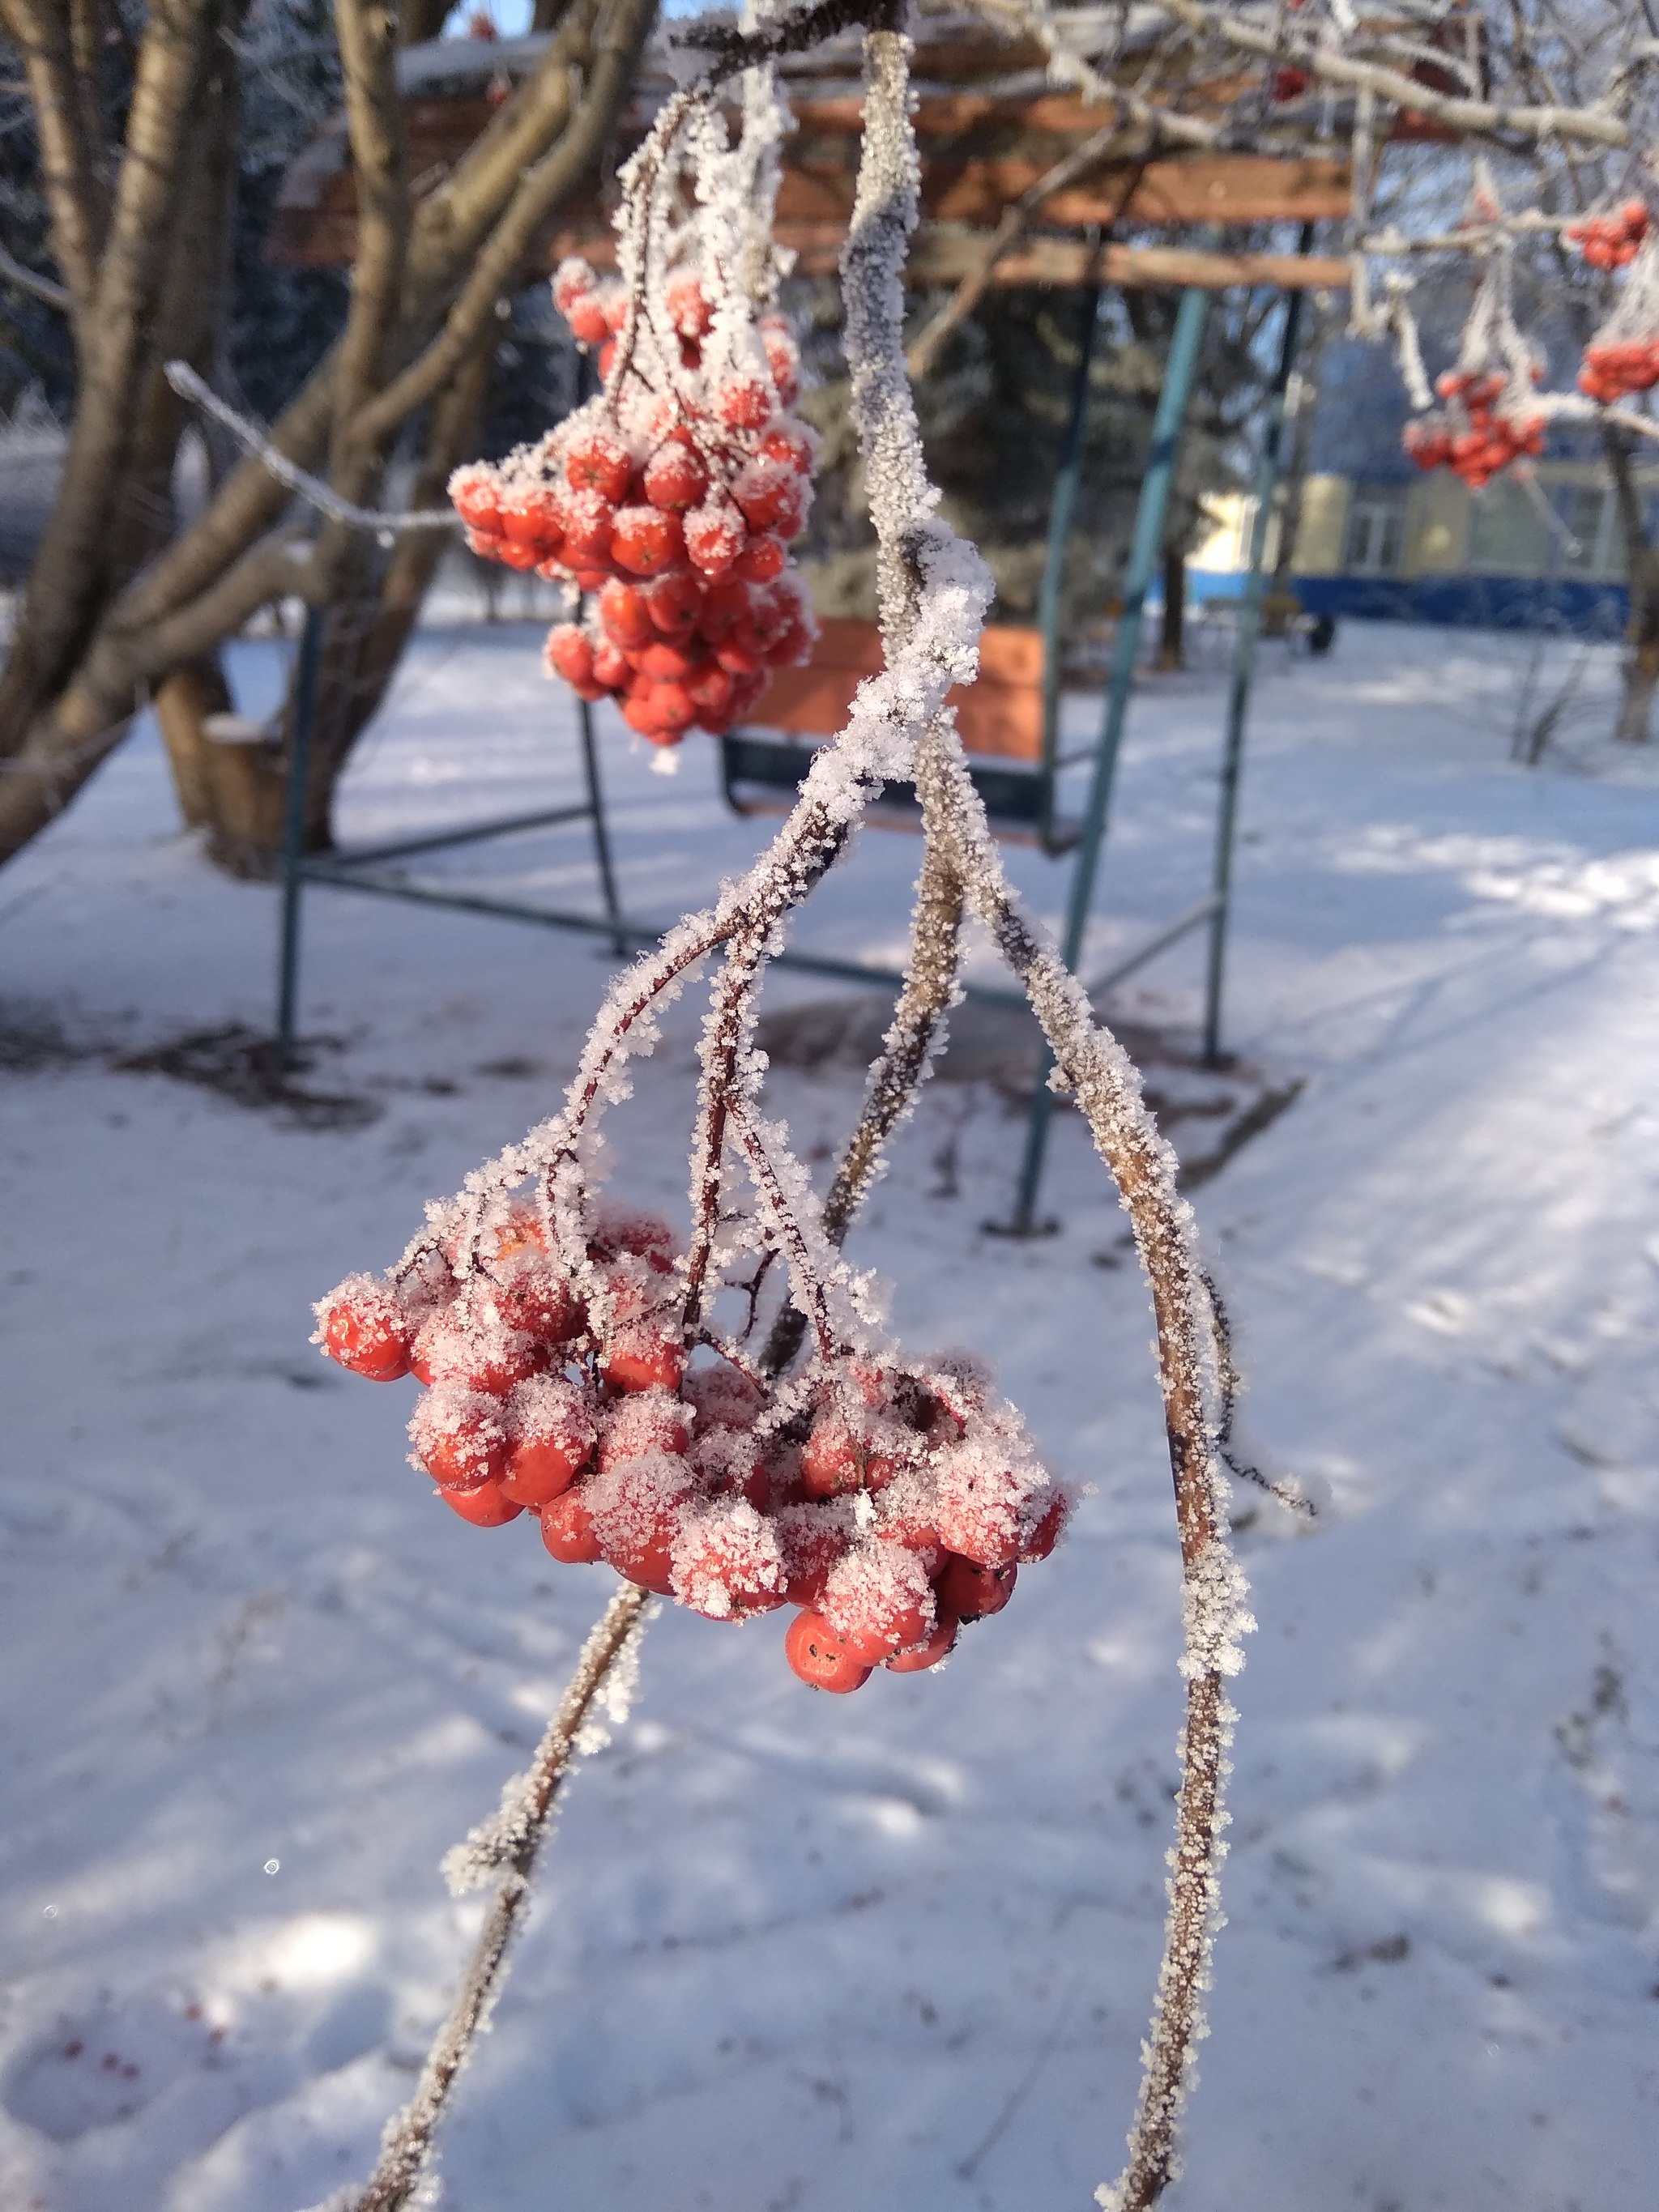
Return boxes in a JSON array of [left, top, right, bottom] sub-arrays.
[[1403, 369, 1546, 490], [446, 255, 819, 747], [1565, 199, 1649, 270], [316, 1200, 1072, 1694], [1578, 335, 1659, 404]]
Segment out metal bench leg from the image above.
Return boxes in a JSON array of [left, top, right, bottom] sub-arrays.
[[275, 603, 325, 1068], [1002, 283, 1212, 1235], [1203, 250, 1309, 1068], [578, 695, 626, 957]]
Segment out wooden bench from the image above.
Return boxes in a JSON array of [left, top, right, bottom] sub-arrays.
[[719, 616, 1078, 851]]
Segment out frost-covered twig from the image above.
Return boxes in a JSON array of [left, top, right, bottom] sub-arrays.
[[164, 361, 461, 536], [333, 1583, 650, 2212], [914, 729, 1250, 2212]]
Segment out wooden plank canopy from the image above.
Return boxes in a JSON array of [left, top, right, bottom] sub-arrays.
[[269, 17, 1367, 292]]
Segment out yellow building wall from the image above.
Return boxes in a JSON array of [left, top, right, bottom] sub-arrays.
[[1290, 475, 1348, 576], [1404, 472, 1469, 577]]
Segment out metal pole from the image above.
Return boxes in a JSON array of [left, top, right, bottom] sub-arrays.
[[1202, 244, 1311, 1067], [1004, 281, 1212, 1234], [1038, 283, 1102, 851], [275, 601, 325, 1067], [578, 694, 626, 956]]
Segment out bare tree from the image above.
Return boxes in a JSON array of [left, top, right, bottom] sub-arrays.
[[0, 0, 657, 873]]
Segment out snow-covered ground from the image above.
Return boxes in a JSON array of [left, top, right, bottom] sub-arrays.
[[2, 620, 1656, 2212]]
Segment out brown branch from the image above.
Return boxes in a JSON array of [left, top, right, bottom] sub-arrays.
[[0, 0, 219, 740], [331, 0, 414, 489], [1, 0, 105, 318], [1158, 0, 1632, 153], [352, 0, 659, 450], [399, 0, 604, 302]]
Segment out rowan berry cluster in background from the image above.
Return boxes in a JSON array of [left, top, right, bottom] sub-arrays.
[[1403, 367, 1546, 490], [1565, 198, 1649, 270], [316, 1199, 1072, 1694], [447, 252, 819, 748]]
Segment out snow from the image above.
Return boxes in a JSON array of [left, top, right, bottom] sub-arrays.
[[2, 615, 1657, 2210]]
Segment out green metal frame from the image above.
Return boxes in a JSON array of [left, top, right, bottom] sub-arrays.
[[275, 270, 1303, 1237]]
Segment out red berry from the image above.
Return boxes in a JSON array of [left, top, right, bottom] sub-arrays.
[[672, 1498, 787, 1619], [643, 440, 710, 512], [316, 1275, 412, 1380], [936, 1555, 1017, 1621], [552, 257, 598, 317], [409, 1384, 510, 1492], [561, 490, 615, 570], [593, 641, 629, 691], [684, 500, 746, 579], [758, 422, 816, 474], [714, 375, 774, 430], [597, 1386, 691, 1469], [540, 1486, 602, 1563], [599, 578, 654, 650], [589, 1449, 697, 1593], [450, 466, 501, 531], [1019, 1488, 1071, 1562], [645, 570, 705, 638], [664, 272, 714, 339], [733, 532, 786, 583], [884, 1609, 958, 1672], [443, 1480, 525, 1528], [775, 1499, 853, 1608], [635, 639, 697, 680], [602, 1322, 688, 1394], [611, 506, 684, 578], [565, 295, 611, 347], [784, 1609, 872, 1693], [565, 430, 635, 504], [544, 624, 596, 690], [502, 1374, 596, 1506], [685, 663, 735, 721], [413, 1296, 542, 1395], [484, 1253, 579, 1345], [822, 1543, 934, 1664]]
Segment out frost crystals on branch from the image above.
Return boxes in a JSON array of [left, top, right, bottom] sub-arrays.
[[313, 11, 1259, 2210]]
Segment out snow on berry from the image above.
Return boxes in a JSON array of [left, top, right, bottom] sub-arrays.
[[821, 1540, 936, 1664], [597, 1386, 692, 1469], [409, 1384, 510, 1493], [671, 1498, 787, 1620], [586, 1448, 700, 1594], [314, 1273, 413, 1381], [502, 1374, 596, 1507]]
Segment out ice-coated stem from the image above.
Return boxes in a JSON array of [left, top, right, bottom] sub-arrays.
[[336, 1583, 650, 2212]]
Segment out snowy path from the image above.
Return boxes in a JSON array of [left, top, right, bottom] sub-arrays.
[[1, 622, 1655, 2211]]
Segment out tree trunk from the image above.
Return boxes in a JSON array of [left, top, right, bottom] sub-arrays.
[[1603, 423, 1658, 744], [152, 656, 233, 829], [1617, 547, 1659, 744], [1158, 546, 1186, 671]]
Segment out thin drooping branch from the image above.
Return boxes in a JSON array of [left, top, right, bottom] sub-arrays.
[[336, 1583, 651, 2212], [164, 363, 460, 532], [912, 730, 1247, 2212]]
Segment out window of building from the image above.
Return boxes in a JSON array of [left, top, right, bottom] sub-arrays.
[[1345, 488, 1407, 575], [1467, 479, 1550, 574], [1555, 484, 1613, 573]]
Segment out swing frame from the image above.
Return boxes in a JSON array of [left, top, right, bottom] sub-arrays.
[[272, 230, 1316, 1229]]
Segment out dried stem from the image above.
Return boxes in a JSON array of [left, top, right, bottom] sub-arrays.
[[337, 1583, 650, 2212]]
